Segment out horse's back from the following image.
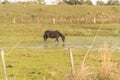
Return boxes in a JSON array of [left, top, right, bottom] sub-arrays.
[[44, 30, 50, 33], [44, 30, 61, 38], [44, 30, 60, 34]]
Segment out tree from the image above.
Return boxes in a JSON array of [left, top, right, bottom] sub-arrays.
[[79, 0, 85, 5], [85, 0, 93, 5], [62, 0, 80, 5], [96, 0, 105, 5], [113, 0, 120, 5], [107, 0, 120, 5], [107, 0, 113, 5], [58, 0, 65, 4], [2, 0, 9, 4], [68, 0, 77, 5], [37, 0, 45, 4]]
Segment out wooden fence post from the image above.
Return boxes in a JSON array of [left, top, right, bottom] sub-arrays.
[[1, 49, 8, 80], [53, 18, 56, 24], [70, 18, 72, 23], [13, 18, 16, 24], [68, 48, 74, 79], [21, 18, 24, 23], [93, 17, 96, 24]]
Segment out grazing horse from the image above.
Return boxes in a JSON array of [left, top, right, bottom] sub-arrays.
[[43, 30, 65, 46]]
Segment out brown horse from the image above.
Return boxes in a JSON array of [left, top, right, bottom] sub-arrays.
[[43, 30, 65, 46]]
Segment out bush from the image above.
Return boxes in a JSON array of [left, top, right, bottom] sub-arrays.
[[2, 0, 10, 4]]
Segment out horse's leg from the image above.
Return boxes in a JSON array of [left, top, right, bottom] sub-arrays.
[[55, 37, 59, 45], [62, 40, 65, 46], [43, 35, 47, 41], [44, 38, 47, 42], [61, 37, 65, 46]]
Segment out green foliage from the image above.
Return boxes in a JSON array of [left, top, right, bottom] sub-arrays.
[[37, 0, 45, 4], [96, 0, 105, 5], [107, 0, 114, 5], [86, 0, 93, 5], [107, 0, 120, 5], [1, 0, 10, 4], [113, 0, 120, 5], [60, 0, 93, 5], [79, 0, 85, 5], [63, 0, 80, 5]]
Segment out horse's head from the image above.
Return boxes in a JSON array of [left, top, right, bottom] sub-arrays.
[[62, 35, 65, 41], [61, 35, 65, 46]]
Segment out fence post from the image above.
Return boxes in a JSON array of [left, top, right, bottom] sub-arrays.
[[53, 18, 56, 24], [21, 18, 24, 23], [13, 18, 16, 24], [70, 18, 72, 23], [68, 48, 74, 79], [1, 49, 8, 80], [93, 17, 96, 24]]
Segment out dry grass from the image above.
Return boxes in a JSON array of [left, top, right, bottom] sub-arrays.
[[62, 42, 120, 80], [99, 43, 120, 80], [0, 4, 120, 24], [62, 58, 95, 80], [99, 43, 112, 80], [74, 64, 94, 80]]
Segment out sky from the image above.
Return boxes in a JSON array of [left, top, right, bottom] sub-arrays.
[[0, 0, 113, 5]]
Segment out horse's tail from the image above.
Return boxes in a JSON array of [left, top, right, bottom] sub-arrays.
[[43, 30, 50, 41], [43, 34, 46, 41], [43, 33, 48, 41]]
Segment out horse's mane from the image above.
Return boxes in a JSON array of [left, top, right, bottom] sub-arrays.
[[58, 31, 65, 38], [57, 31, 65, 41]]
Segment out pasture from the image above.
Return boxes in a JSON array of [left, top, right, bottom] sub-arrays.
[[0, 4, 120, 80]]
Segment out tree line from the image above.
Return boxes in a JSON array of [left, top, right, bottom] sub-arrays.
[[60, 0, 120, 5], [1, 0, 120, 5]]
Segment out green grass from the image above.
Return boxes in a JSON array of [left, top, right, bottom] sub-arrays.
[[0, 4, 120, 23], [3, 49, 70, 80], [0, 47, 119, 80], [0, 23, 120, 38], [0, 4, 120, 17], [0, 35, 120, 80]]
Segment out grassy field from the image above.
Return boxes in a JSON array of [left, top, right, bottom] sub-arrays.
[[0, 36, 120, 80], [0, 4, 120, 80], [0, 4, 120, 17], [0, 4, 120, 23]]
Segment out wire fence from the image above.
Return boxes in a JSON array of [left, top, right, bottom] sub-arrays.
[[0, 16, 120, 24]]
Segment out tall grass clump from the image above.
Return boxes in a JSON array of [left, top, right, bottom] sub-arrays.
[[99, 43, 120, 80], [99, 43, 112, 80], [63, 50, 94, 80], [62, 63, 93, 80], [73, 63, 93, 80]]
